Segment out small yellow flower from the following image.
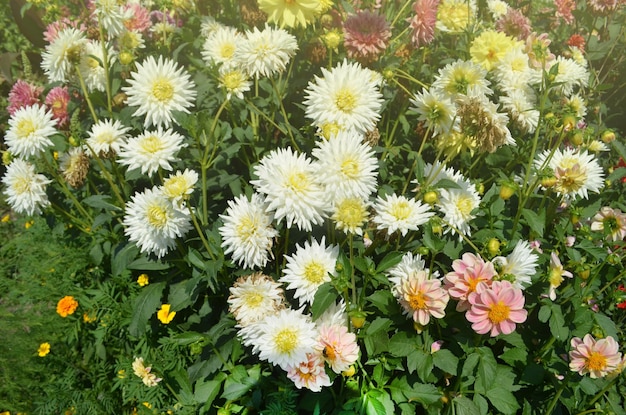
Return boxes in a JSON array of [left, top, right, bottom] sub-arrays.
[[83, 312, 96, 323], [137, 274, 149, 287], [38, 342, 51, 357], [1, 214, 10, 223], [117, 369, 126, 379], [157, 304, 176, 324], [142, 402, 152, 409], [24, 220, 34, 229]]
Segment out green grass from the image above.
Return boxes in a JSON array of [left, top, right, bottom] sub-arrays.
[[0, 210, 91, 413]]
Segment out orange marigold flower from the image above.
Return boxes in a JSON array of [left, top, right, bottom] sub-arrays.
[[57, 295, 79, 317]]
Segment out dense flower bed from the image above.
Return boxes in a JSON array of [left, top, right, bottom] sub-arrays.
[[1, 0, 626, 413]]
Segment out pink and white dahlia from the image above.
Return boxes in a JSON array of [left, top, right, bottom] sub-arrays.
[[287, 353, 332, 392], [316, 324, 360, 373], [444, 252, 496, 311], [569, 334, 623, 378], [466, 280, 527, 337]]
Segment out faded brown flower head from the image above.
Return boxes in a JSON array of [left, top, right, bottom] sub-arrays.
[[60, 147, 90, 188], [456, 96, 511, 153], [240, 0, 268, 27]]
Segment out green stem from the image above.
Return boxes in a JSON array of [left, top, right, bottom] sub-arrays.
[[201, 100, 228, 225], [270, 77, 299, 151], [97, 20, 113, 115], [389, 0, 413, 29], [188, 204, 216, 261], [74, 65, 99, 122], [84, 142, 126, 206], [545, 379, 566, 415]]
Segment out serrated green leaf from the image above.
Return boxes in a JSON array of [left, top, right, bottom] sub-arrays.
[[485, 387, 519, 414], [521, 209, 545, 237], [475, 347, 497, 393], [127, 255, 170, 270], [376, 251, 403, 273], [129, 281, 165, 336], [366, 290, 397, 314], [194, 372, 226, 405], [548, 304, 569, 340], [111, 243, 139, 277], [499, 347, 527, 366], [389, 332, 417, 357], [594, 312, 618, 339], [453, 396, 481, 415], [82, 195, 122, 211], [311, 283, 338, 321], [433, 349, 459, 375], [404, 382, 441, 405]]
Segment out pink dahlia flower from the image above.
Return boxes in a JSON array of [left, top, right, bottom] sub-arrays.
[[407, 0, 439, 48], [569, 334, 623, 378], [495, 8, 532, 40], [394, 269, 449, 326], [123, 3, 152, 32], [7, 80, 43, 116], [287, 353, 332, 392], [466, 280, 527, 337], [45, 86, 71, 128], [316, 324, 360, 374], [444, 252, 496, 311], [554, 0, 576, 24], [343, 10, 391, 62]]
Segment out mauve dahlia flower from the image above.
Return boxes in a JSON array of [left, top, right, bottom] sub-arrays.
[[7, 80, 43, 116], [407, 0, 439, 48], [343, 10, 391, 62]]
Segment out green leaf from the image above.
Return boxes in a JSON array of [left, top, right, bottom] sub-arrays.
[[594, 312, 618, 339], [433, 349, 459, 375], [82, 195, 122, 211], [411, 349, 434, 382], [538, 304, 551, 323], [127, 255, 170, 270], [221, 365, 260, 401], [389, 332, 417, 357], [128, 282, 165, 336], [404, 383, 441, 405], [485, 387, 519, 414], [453, 396, 481, 415], [311, 283, 338, 321], [499, 347, 527, 366], [194, 372, 226, 405], [475, 347, 497, 394], [521, 209, 545, 237], [434, 178, 462, 189], [363, 389, 394, 415], [548, 304, 569, 340], [366, 290, 397, 314], [111, 243, 139, 277], [168, 331, 207, 346], [376, 251, 403, 273]]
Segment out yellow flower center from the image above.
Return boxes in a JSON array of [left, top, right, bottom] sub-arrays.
[[335, 88, 357, 113], [335, 198, 367, 229], [220, 43, 235, 59], [324, 344, 337, 360], [88, 57, 100, 69], [147, 204, 168, 228], [488, 301, 510, 324], [585, 351, 608, 372], [243, 291, 264, 308], [303, 261, 326, 284], [549, 268, 564, 287], [340, 158, 359, 178], [390, 200, 411, 221], [152, 78, 175, 102], [236, 216, 258, 240], [555, 163, 586, 194], [164, 176, 188, 199], [455, 195, 475, 217], [13, 177, 31, 194], [16, 119, 36, 138], [286, 171, 309, 193], [221, 71, 245, 91], [408, 292, 428, 310], [140, 135, 163, 154], [274, 328, 298, 353]]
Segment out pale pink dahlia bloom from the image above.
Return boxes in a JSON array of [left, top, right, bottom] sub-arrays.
[[343, 10, 391, 62], [45, 86, 70, 128], [123, 3, 152, 32], [316, 324, 359, 374], [466, 280, 527, 337], [569, 334, 623, 378], [444, 253, 496, 311], [287, 353, 332, 392], [8, 80, 43, 116], [407, 0, 439, 48], [554, 0, 576, 24], [393, 269, 449, 326]]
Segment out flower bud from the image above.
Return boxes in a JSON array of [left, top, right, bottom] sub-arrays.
[[350, 311, 366, 329], [499, 184, 515, 200], [601, 130, 616, 143], [487, 238, 501, 256], [423, 191, 438, 205]]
